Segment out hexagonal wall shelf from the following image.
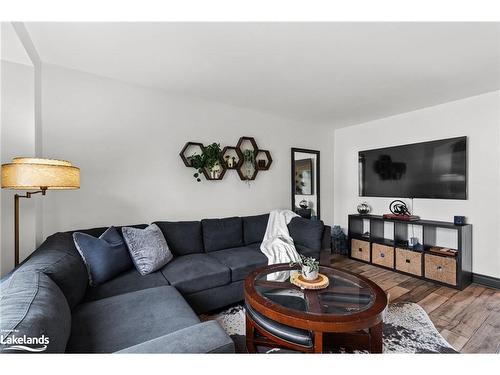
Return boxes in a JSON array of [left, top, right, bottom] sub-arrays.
[[236, 136, 258, 152], [222, 146, 243, 170], [180, 142, 226, 181], [201, 154, 227, 181], [255, 150, 273, 170], [236, 136, 258, 180], [237, 163, 258, 181], [181, 137, 271, 182], [179, 142, 204, 167]]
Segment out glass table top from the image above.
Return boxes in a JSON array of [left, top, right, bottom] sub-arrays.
[[253, 267, 375, 316]]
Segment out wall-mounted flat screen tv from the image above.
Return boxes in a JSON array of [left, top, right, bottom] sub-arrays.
[[359, 137, 467, 199]]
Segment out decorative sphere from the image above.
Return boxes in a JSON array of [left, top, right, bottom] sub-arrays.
[[357, 202, 371, 215]]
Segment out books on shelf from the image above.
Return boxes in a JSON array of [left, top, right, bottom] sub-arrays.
[[429, 246, 457, 257]]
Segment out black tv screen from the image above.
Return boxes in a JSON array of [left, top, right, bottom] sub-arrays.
[[359, 137, 467, 199]]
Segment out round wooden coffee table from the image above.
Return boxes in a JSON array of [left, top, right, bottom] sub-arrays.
[[244, 264, 387, 353]]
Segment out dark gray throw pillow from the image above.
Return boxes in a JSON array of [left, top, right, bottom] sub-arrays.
[[73, 226, 133, 286], [122, 224, 173, 275]]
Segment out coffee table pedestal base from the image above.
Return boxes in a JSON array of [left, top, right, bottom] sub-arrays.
[[246, 312, 383, 354]]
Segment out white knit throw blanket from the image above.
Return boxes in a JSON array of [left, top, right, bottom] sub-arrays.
[[260, 209, 300, 281]]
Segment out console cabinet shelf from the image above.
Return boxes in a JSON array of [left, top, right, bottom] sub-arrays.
[[348, 214, 472, 290]]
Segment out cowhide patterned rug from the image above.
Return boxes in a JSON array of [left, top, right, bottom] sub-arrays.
[[201, 302, 457, 354]]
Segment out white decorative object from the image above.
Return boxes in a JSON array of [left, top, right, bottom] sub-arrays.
[[299, 199, 309, 209], [211, 164, 221, 179], [301, 265, 318, 280]]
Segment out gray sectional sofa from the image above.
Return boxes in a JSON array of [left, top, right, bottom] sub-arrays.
[[0, 214, 331, 353]]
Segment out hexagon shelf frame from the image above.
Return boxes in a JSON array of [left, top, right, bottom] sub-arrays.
[[179, 142, 227, 181], [236, 136, 259, 181], [179, 142, 204, 167], [255, 150, 273, 171], [201, 154, 227, 181], [222, 146, 243, 170]]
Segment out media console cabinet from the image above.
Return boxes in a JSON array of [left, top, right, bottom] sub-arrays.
[[348, 214, 472, 290]]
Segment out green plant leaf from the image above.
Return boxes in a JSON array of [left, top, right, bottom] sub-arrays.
[[188, 142, 222, 182]]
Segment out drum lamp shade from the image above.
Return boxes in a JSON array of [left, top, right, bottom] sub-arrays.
[[1, 157, 80, 190]]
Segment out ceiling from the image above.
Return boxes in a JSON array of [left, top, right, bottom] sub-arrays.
[[24, 22, 500, 126], [1, 22, 32, 66]]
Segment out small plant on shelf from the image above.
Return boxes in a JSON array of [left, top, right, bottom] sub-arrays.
[[243, 149, 256, 164], [289, 254, 320, 281], [242, 149, 256, 179], [204, 142, 222, 178], [191, 143, 223, 182], [190, 154, 204, 182]]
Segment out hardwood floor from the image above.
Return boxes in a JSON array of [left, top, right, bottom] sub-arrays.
[[331, 255, 500, 353]]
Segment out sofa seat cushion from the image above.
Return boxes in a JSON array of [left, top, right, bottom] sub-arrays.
[[201, 217, 243, 252], [242, 213, 269, 245], [160, 254, 230, 294], [67, 286, 199, 353], [116, 321, 234, 353], [0, 271, 71, 353], [208, 246, 268, 282], [288, 217, 324, 252], [83, 269, 169, 302], [246, 242, 262, 252], [153, 221, 204, 256]]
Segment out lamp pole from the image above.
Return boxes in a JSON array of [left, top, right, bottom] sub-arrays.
[[14, 187, 46, 266]]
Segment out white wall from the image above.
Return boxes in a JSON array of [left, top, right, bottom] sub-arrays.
[[40, 64, 334, 240], [1, 60, 36, 275], [334, 91, 500, 278]]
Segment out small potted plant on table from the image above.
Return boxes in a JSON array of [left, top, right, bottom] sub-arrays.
[[290, 255, 320, 281]]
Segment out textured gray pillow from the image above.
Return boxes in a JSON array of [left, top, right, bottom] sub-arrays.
[[122, 224, 173, 275]]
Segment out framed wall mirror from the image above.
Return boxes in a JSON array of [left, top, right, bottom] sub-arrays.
[[291, 148, 320, 220]]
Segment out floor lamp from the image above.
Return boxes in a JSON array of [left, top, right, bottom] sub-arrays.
[[1, 157, 80, 266]]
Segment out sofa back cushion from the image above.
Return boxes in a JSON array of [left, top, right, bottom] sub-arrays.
[[201, 217, 243, 252], [288, 217, 324, 251], [18, 232, 89, 309], [66, 224, 148, 238], [0, 271, 71, 353], [242, 213, 269, 245], [153, 221, 204, 256]]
